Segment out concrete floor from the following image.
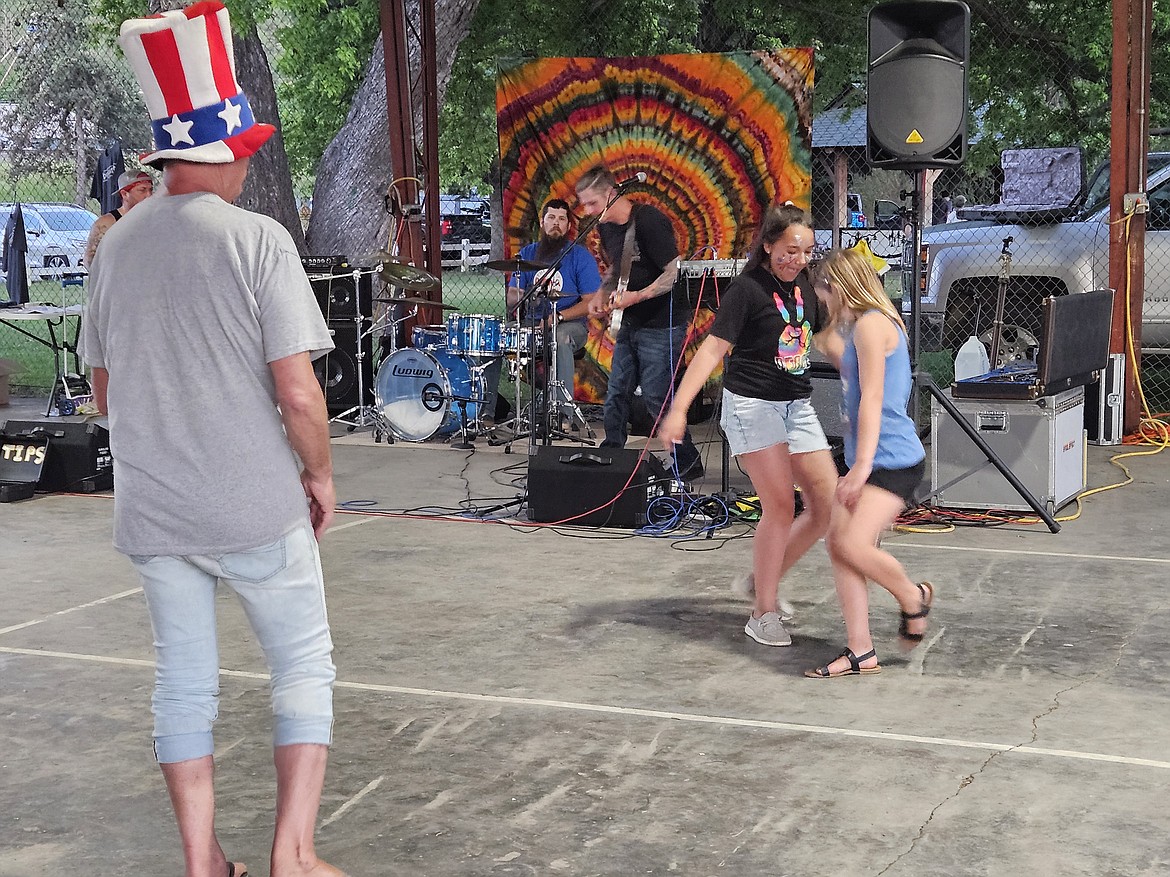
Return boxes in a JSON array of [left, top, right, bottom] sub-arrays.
[[3, 393, 1170, 876]]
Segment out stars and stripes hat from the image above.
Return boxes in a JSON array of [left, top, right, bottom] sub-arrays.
[[118, 0, 275, 166]]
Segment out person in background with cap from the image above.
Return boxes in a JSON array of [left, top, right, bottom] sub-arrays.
[[80, 4, 344, 876], [83, 169, 154, 268]]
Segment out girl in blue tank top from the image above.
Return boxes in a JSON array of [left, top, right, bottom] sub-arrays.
[[803, 247, 934, 679]]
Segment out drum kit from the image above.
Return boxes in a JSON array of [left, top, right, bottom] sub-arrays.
[[332, 253, 590, 450]]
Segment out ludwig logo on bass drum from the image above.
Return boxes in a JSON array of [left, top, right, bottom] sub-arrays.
[[392, 364, 435, 378]]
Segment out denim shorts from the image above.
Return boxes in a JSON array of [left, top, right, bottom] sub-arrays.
[[720, 390, 831, 457]]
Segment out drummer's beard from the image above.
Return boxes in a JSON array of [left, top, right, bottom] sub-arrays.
[[536, 231, 567, 263]]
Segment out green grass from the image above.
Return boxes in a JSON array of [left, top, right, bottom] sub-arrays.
[[1, 162, 91, 206], [439, 270, 509, 316], [1, 280, 85, 393]]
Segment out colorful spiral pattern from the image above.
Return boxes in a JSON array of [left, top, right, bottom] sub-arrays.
[[496, 49, 813, 261]]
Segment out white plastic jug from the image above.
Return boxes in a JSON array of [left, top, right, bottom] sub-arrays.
[[954, 335, 990, 380]]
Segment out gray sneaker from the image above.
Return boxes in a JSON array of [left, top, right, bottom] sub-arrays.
[[744, 611, 792, 647], [731, 573, 795, 622]]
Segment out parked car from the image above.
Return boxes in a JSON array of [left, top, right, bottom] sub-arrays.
[[433, 194, 490, 244], [873, 198, 903, 230], [916, 153, 1170, 352], [0, 202, 97, 279]]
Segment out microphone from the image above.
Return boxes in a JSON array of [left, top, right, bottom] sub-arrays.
[[615, 172, 647, 191]]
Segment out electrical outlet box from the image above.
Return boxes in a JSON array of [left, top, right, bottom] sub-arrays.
[[1124, 192, 1149, 215]]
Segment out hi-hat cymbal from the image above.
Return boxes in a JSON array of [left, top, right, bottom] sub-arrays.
[[357, 249, 396, 265], [483, 258, 550, 273], [374, 295, 460, 310], [379, 260, 440, 290]]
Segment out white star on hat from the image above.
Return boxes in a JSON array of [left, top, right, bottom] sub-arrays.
[[162, 114, 195, 146], [217, 98, 242, 135]]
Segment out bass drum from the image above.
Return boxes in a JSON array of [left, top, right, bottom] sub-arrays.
[[374, 347, 479, 441]]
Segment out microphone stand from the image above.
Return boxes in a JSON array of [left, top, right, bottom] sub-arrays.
[[511, 186, 626, 455]]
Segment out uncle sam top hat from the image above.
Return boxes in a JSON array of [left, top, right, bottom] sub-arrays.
[[118, 0, 275, 165]]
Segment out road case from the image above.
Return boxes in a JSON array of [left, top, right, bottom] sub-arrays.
[[931, 387, 1085, 513]]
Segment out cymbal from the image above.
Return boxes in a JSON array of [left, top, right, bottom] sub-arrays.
[[483, 258, 550, 273], [379, 260, 439, 290], [356, 249, 396, 265], [374, 296, 460, 310]]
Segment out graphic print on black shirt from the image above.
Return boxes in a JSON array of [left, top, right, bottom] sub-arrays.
[[708, 266, 822, 402], [773, 281, 812, 375]]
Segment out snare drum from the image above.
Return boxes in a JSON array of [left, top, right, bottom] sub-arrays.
[[446, 313, 502, 357], [411, 324, 447, 350], [375, 347, 480, 441]]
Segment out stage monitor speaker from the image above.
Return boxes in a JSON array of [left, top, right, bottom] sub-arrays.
[[527, 446, 673, 528], [867, 0, 970, 169], [309, 269, 373, 321], [315, 321, 374, 415], [1, 419, 113, 492]]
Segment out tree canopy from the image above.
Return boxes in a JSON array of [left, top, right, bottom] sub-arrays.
[[438, 0, 1170, 195]]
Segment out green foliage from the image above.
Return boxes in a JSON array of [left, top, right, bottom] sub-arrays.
[[4, 0, 151, 187], [440, 0, 1170, 198], [272, 0, 380, 176], [0, 161, 77, 202], [438, 0, 878, 194]]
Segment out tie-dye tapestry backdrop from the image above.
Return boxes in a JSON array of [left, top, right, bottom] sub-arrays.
[[496, 50, 814, 403]]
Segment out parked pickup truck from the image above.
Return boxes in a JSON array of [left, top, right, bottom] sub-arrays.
[[916, 154, 1170, 353]]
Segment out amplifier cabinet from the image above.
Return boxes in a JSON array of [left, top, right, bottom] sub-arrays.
[[930, 387, 1084, 513], [527, 446, 673, 528]]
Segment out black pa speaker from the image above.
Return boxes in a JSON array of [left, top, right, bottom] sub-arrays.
[[867, 0, 970, 169], [1, 419, 113, 492], [314, 321, 374, 415], [527, 446, 673, 528], [309, 270, 373, 321]]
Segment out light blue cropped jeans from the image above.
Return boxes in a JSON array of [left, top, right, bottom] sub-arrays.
[[129, 522, 336, 764]]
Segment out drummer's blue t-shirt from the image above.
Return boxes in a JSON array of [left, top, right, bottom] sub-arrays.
[[513, 241, 602, 322]]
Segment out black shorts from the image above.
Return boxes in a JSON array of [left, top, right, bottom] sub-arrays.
[[865, 458, 925, 507]]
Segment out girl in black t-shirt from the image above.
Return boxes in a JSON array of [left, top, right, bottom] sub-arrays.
[[660, 204, 839, 648]]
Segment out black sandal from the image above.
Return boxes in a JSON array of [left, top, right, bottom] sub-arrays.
[[804, 647, 882, 678], [228, 863, 248, 877], [898, 582, 935, 651]]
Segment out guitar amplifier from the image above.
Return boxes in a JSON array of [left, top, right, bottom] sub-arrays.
[[301, 254, 349, 273], [527, 447, 674, 528], [674, 259, 743, 311]]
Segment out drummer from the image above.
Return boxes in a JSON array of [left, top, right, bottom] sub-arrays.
[[505, 198, 601, 417]]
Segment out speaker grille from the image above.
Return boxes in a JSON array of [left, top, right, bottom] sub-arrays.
[[308, 270, 372, 321]]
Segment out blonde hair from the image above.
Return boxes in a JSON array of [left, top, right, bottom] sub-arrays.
[[814, 247, 905, 330]]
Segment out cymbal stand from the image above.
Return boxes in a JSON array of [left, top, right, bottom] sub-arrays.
[[330, 271, 389, 439], [487, 340, 537, 452], [543, 313, 594, 443]]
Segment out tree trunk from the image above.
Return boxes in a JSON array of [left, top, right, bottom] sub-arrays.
[[306, 0, 480, 260], [234, 30, 306, 251]]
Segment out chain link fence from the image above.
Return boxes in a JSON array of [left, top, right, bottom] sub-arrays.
[[1, 0, 1166, 426]]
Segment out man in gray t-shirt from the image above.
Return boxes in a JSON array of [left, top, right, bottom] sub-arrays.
[[80, 5, 346, 875]]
